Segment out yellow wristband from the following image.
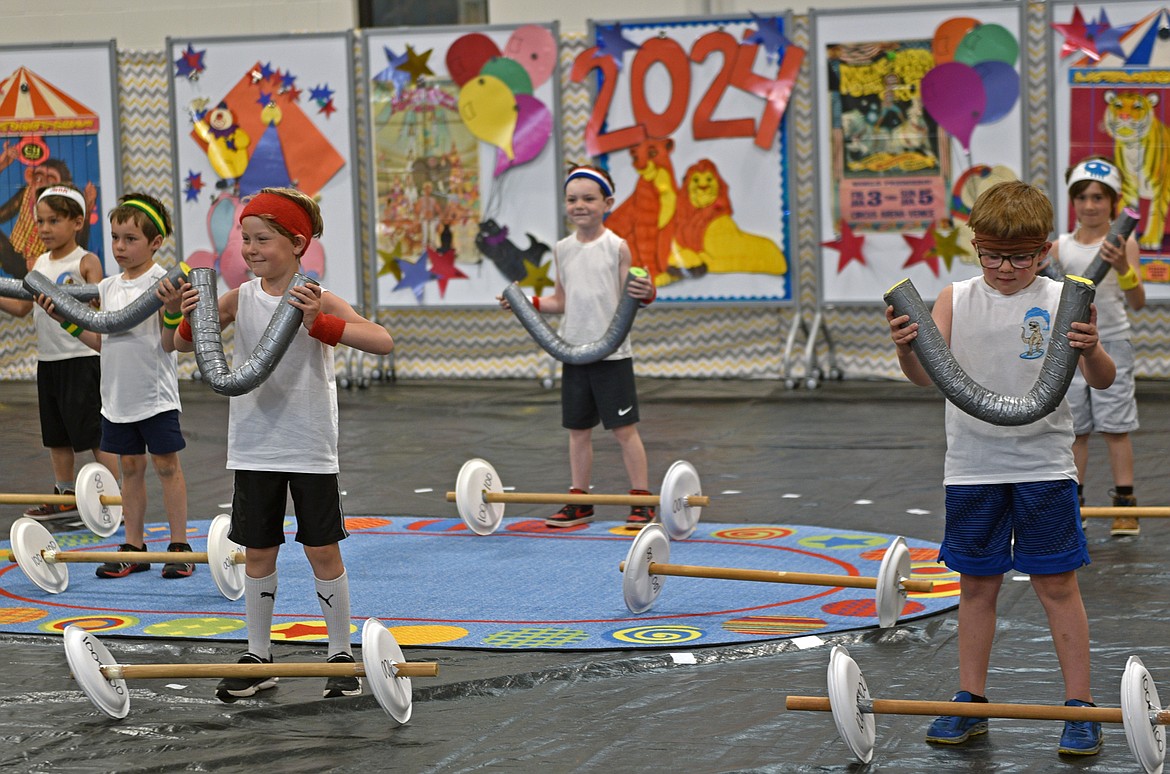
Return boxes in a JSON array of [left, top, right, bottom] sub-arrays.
[[59, 320, 83, 338], [1117, 267, 1140, 291], [162, 311, 183, 329]]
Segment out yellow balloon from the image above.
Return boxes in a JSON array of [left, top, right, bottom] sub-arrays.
[[458, 74, 517, 160]]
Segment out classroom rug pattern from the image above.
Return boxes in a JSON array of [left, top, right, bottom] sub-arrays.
[[0, 517, 958, 650]]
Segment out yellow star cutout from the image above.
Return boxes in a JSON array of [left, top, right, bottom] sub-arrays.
[[931, 224, 971, 272], [397, 45, 434, 86], [519, 259, 554, 296], [377, 249, 402, 280]]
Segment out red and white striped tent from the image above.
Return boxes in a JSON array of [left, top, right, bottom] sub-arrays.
[[0, 66, 99, 135]]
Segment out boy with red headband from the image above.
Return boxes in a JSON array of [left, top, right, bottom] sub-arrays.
[[887, 181, 1115, 756], [500, 165, 657, 529], [174, 187, 393, 701], [1050, 157, 1145, 536], [0, 184, 116, 519]]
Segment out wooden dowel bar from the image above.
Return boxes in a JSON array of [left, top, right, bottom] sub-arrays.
[[1081, 507, 1170, 518], [104, 661, 439, 680], [444, 491, 709, 507], [0, 493, 120, 506], [618, 560, 935, 593], [40, 549, 245, 565], [785, 695, 1170, 725]]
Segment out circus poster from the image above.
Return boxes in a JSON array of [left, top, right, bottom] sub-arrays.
[[1051, 1, 1170, 301], [813, 4, 1025, 305], [167, 33, 360, 306], [580, 15, 798, 303], [0, 42, 120, 279], [362, 23, 562, 308]]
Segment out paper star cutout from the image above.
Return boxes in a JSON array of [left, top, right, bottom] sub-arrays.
[[821, 220, 867, 273], [746, 12, 793, 60], [1092, 10, 1132, 60], [393, 252, 436, 301], [259, 62, 275, 80], [175, 44, 206, 79], [377, 246, 403, 280], [319, 98, 337, 117], [427, 247, 467, 297], [280, 71, 297, 90], [902, 227, 940, 277], [518, 257, 555, 296], [1052, 6, 1099, 61], [284, 85, 302, 103], [310, 84, 334, 104], [931, 224, 970, 272], [183, 171, 204, 202], [594, 23, 640, 69], [397, 45, 434, 85], [375, 47, 412, 96], [255, 89, 274, 108]]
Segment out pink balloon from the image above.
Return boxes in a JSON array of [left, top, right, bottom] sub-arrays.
[[183, 249, 218, 271], [495, 94, 551, 176], [446, 33, 501, 87], [300, 239, 326, 281], [921, 62, 985, 151], [502, 24, 557, 90]]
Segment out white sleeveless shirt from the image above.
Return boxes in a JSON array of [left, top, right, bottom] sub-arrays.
[[944, 275, 1077, 485], [98, 263, 181, 423], [32, 246, 100, 362], [226, 279, 339, 473], [1056, 232, 1131, 341], [555, 228, 632, 361]]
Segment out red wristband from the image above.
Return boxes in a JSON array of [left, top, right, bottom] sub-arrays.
[[177, 317, 193, 342], [640, 285, 656, 307], [532, 295, 541, 311], [309, 312, 345, 346]]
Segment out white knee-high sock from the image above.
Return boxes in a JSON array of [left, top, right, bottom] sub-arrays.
[[245, 571, 277, 660], [315, 571, 352, 656]]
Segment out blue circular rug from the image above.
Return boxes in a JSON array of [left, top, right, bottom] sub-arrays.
[[0, 517, 958, 650]]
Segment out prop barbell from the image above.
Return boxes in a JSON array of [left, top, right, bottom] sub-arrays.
[[619, 524, 935, 627], [64, 618, 437, 724], [447, 458, 706, 539], [8, 514, 246, 600], [0, 462, 123, 536], [1082, 507, 1170, 518], [786, 645, 1170, 773]]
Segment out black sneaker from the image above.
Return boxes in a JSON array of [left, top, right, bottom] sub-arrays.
[[162, 542, 196, 579], [95, 544, 150, 579], [24, 487, 78, 521], [215, 653, 277, 701], [545, 489, 594, 527], [323, 652, 362, 698], [626, 489, 656, 530]]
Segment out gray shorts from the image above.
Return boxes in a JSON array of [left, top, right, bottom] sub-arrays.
[[1066, 339, 1139, 435]]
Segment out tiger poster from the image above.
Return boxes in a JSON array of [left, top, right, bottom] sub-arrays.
[[825, 40, 950, 233]]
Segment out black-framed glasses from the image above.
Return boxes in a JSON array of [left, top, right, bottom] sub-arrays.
[[976, 249, 1044, 270]]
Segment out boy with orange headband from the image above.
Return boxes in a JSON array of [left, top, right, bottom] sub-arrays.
[[174, 187, 393, 701], [887, 181, 1114, 756], [0, 184, 116, 519]]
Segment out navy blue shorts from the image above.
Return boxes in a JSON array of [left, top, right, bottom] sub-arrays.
[[101, 410, 186, 456], [37, 357, 102, 450], [940, 480, 1089, 576], [230, 470, 348, 549], [562, 358, 639, 430]]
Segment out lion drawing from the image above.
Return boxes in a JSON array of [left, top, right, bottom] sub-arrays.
[[605, 137, 677, 284], [667, 159, 786, 280], [1103, 90, 1170, 250]]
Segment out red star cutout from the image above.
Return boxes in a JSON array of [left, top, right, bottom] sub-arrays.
[[1051, 6, 1100, 61], [427, 247, 467, 297], [319, 98, 337, 117], [284, 85, 302, 103], [821, 220, 867, 273], [902, 226, 940, 277]]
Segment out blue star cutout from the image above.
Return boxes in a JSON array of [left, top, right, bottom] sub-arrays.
[[256, 89, 273, 107], [259, 61, 275, 80], [175, 44, 206, 78], [309, 83, 334, 104], [746, 12, 793, 60], [183, 171, 204, 202], [375, 47, 412, 96], [280, 71, 297, 90], [594, 23, 640, 69], [393, 253, 436, 301], [1092, 10, 1132, 60]]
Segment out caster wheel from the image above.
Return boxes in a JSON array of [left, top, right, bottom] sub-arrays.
[[804, 377, 820, 390], [541, 378, 554, 390]]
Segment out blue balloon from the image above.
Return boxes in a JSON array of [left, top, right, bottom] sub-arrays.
[[973, 61, 1019, 125]]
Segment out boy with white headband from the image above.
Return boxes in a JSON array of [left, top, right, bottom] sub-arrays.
[[500, 164, 657, 529], [174, 187, 393, 702], [0, 184, 116, 519], [1050, 156, 1145, 536]]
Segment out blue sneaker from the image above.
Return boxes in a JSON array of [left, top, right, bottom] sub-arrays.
[[925, 691, 989, 744], [1058, 699, 1102, 755]]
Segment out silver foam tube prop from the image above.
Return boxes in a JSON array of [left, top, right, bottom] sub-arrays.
[[503, 269, 644, 365], [23, 263, 189, 334], [188, 267, 315, 397], [886, 275, 1096, 427], [1045, 208, 1140, 283], [0, 277, 98, 303]]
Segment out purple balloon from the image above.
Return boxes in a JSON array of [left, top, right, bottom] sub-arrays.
[[973, 61, 1019, 125], [495, 94, 551, 176], [921, 62, 985, 151]]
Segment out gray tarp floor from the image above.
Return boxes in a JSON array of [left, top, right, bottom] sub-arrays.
[[2, 377, 1169, 773]]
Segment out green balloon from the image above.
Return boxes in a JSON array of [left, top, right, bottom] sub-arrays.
[[480, 57, 534, 97], [954, 23, 1018, 67]]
